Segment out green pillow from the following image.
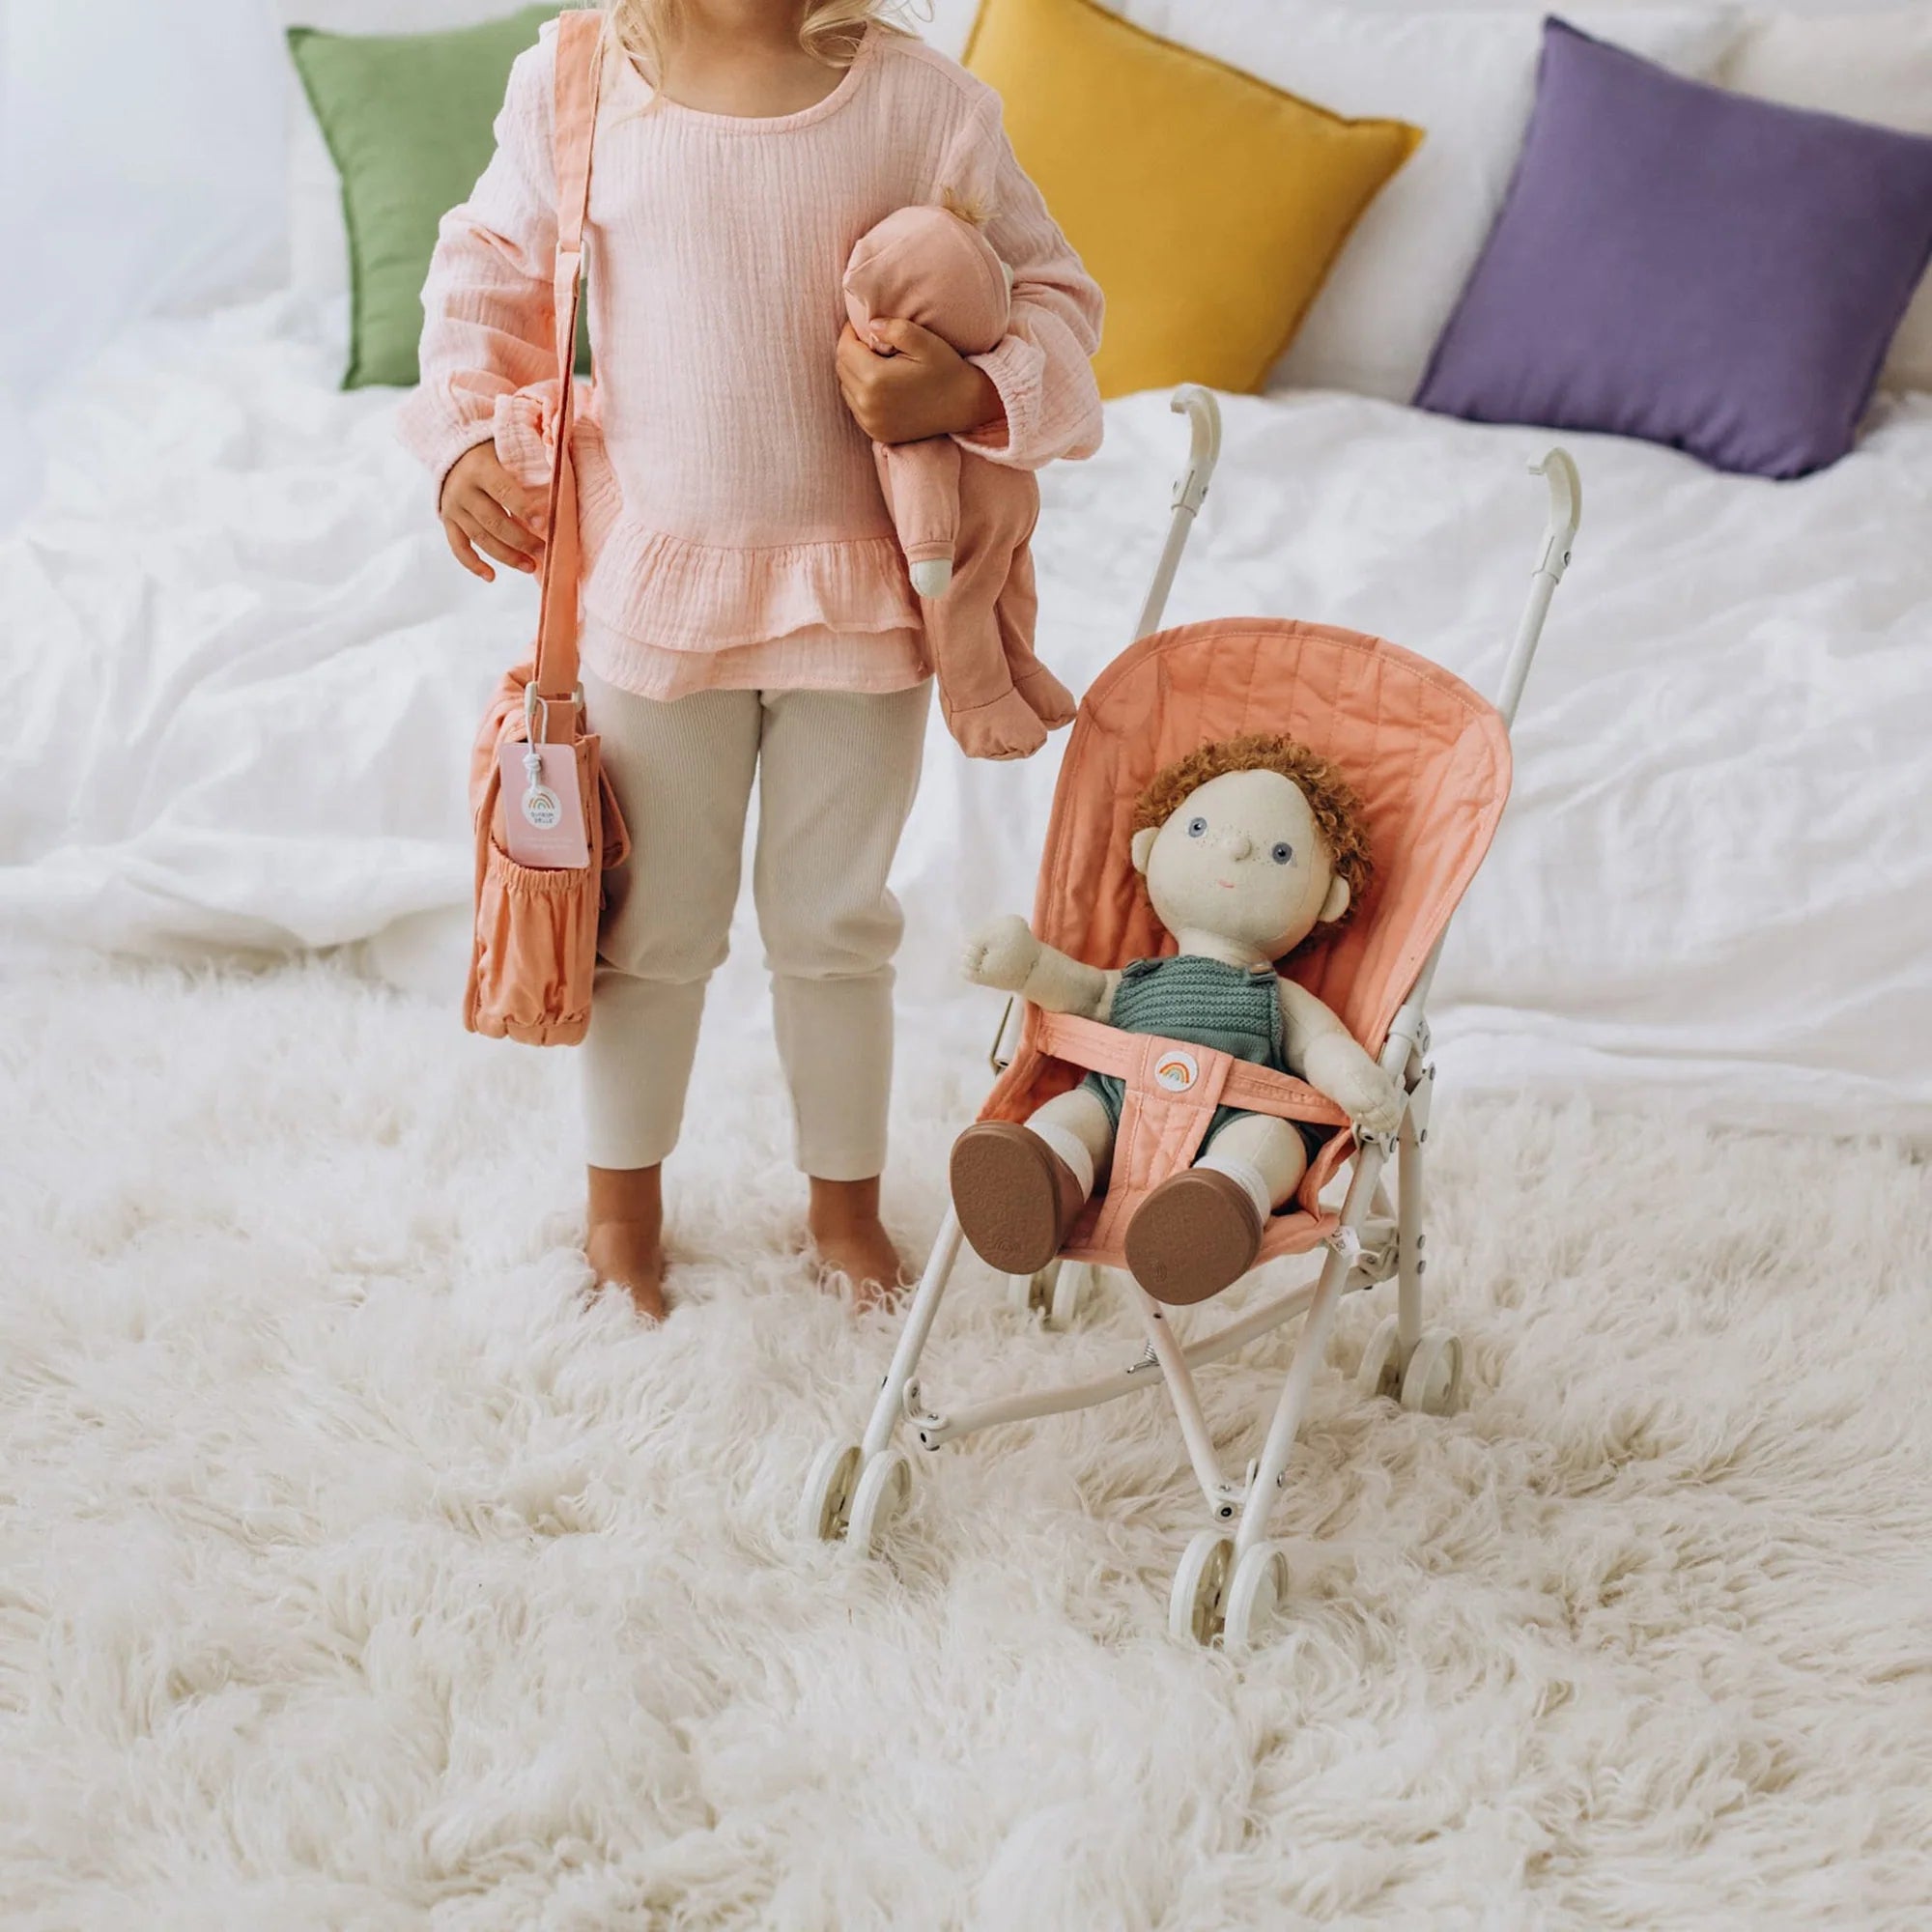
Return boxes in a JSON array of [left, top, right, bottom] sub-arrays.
[[288, 7, 592, 389]]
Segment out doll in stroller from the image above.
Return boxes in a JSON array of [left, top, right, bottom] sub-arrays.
[[800, 386, 1581, 1650]]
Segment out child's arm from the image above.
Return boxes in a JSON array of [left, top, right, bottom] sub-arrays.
[[964, 915, 1119, 1022], [944, 93, 1105, 472], [397, 31, 566, 576], [1278, 980, 1406, 1136]]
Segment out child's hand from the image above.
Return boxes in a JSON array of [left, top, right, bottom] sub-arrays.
[[440, 442, 547, 582], [963, 913, 1040, 993], [837, 319, 1004, 444]]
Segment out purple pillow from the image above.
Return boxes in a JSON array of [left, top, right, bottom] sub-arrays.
[[1415, 17, 1932, 478]]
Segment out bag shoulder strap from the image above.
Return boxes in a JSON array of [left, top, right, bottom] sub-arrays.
[[531, 9, 606, 725]]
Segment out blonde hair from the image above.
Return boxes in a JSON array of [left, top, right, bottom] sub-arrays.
[[603, 0, 917, 86]]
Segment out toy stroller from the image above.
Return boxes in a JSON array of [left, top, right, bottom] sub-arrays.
[[801, 385, 1581, 1650]]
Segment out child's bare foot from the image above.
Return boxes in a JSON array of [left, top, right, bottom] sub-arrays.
[[586, 1163, 667, 1322], [808, 1175, 908, 1309]]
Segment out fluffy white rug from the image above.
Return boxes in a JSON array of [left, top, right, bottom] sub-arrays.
[[4, 958, 1929, 1931]]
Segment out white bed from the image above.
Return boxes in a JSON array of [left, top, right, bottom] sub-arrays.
[[4, 287, 1928, 1141]]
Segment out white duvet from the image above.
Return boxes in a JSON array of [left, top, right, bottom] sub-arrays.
[[4, 296, 1929, 1139]]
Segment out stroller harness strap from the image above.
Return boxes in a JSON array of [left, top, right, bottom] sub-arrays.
[[1034, 1010, 1350, 1254], [1035, 1012, 1350, 1129]]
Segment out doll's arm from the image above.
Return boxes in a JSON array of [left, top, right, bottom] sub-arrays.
[[964, 914, 1119, 1021], [1278, 980, 1405, 1137], [877, 437, 962, 597]]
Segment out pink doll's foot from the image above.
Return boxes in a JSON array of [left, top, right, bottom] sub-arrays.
[[1124, 1168, 1263, 1306], [1012, 663, 1077, 730], [950, 1122, 1086, 1276], [945, 687, 1049, 761]]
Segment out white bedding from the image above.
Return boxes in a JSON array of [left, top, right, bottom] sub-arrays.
[[5, 295, 1929, 1139]]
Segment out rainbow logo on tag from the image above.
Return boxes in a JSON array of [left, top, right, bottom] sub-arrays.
[[1153, 1049, 1200, 1093]]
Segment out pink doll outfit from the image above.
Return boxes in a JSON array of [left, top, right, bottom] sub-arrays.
[[843, 205, 1078, 760], [401, 21, 1104, 1181]]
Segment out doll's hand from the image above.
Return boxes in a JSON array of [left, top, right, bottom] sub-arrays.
[[1328, 1059, 1406, 1139], [962, 914, 1041, 994]]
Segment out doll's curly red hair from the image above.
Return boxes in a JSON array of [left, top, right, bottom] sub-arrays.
[[1132, 734, 1374, 938]]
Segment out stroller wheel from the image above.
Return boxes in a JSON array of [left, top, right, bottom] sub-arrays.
[[1400, 1329, 1463, 1417], [1169, 1530, 1235, 1645], [1357, 1314, 1405, 1402], [800, 1439, 862, 1544], [1223, 1542, 1292, 1653], [845, 1449, 915, 1560]]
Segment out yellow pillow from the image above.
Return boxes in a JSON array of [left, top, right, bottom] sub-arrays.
[[964, 0, 1422, 398]]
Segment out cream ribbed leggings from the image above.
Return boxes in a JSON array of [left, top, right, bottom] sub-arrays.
[[581, 665, 931, 1180]]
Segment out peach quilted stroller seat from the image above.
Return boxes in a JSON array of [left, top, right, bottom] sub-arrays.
[[798, 388, 1581, 1652], [980, 615, 1513, 1268]]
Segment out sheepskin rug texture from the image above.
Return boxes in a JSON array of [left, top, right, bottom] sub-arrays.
[[4, 956, 1931, 1932]]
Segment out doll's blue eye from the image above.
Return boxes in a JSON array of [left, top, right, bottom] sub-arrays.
[[1186, 816, 1208, 838], [1270, 842, 1293, 866]]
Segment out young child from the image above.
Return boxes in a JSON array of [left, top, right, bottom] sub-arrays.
[[402, 0, 1104, 1319]]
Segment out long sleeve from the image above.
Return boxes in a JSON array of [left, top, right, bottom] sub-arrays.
[[396, 31, 561, 501], [948, 93, 1105, 472]]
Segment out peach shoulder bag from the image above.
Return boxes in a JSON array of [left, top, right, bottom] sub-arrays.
[[464, 8, 628, 1046]]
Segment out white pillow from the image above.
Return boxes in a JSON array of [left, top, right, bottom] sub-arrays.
[[1108, 2, 1742, 402], [1722, 11, 1932, 392], [282, 1, 546, 298]]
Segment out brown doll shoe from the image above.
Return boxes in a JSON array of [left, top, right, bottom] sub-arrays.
[[950, 1122, 1087, 1275], [1125, 1168, 1264, 1306]]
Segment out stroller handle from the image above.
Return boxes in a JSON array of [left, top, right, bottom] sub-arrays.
[[1132, 386, 1224, 640], [1493, 447, 1582, 730], [1383, 443, 1583, 1069]]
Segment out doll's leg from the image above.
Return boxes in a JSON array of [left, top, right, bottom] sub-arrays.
[[1197, 1112, 1310, 1217], [993, 532, 1077, 730], [1124, 1110, 1308, 1307], [951, 1083, 1114, 1276], [926, 465, 1047, 761]]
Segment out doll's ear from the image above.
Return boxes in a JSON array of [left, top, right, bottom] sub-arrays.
[[1319, 875, 1350, 923], [1130, 826, 1158, 874]]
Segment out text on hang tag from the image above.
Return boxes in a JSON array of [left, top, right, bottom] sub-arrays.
[[497, 737, 591, 869]]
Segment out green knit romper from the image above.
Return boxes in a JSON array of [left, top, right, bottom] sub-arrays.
[[1080, 955, 1330, 1160]]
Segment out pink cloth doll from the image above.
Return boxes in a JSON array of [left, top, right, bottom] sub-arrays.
[[843, 204, 1078, 761]]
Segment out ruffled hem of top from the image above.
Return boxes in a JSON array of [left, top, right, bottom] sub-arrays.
[[581, 469, 919, 661], [582, 618, 929, 701]]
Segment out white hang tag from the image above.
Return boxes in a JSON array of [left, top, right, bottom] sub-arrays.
[[497, 738, 590, 869]]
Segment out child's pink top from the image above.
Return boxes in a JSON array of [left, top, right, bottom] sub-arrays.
[[400, 22, 1105, 699]]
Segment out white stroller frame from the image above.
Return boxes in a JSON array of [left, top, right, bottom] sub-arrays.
[[801, 388, 1581, 1649]]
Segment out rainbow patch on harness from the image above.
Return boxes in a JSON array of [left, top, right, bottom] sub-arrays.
[[1152, 1049, 1201, 1093]]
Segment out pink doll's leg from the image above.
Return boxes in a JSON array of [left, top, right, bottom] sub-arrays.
[[925, 463, 1049, 760], [951, 1085, 1113, 1275], [989, 530, 1076, 730]]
